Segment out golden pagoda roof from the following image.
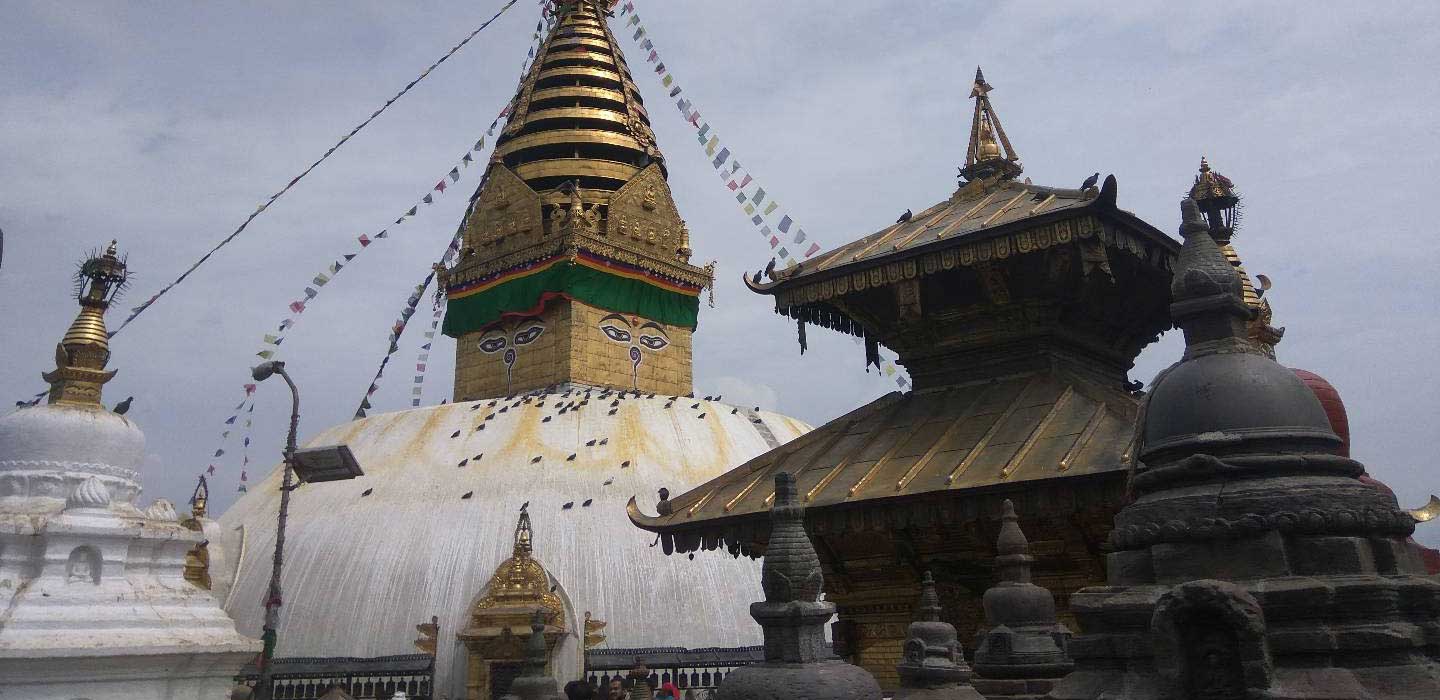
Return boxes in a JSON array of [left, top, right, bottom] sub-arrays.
[[629, 369, 1139, 545], [749, 176, 1176, 306]]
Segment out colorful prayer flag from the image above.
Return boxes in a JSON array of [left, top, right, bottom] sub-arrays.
[[313, 274, 329, 286], [778, 215, 793, 233], [304, 287, 318, 299], [358, 234, 371, 247], [738, 174, 752, 188], [764, 201, 778, 215], [712, 148, 730, 168], [422, 193, 434, 204], [434, 179, 446, 192], [669, 86, 681, 97], [751, 214, 763, 225], [289, 301, 306, 313], [777, 247, 790, 258], [770, 236, 779, 248], [805, 242, 821, 256], [448, 167, 460, 182]]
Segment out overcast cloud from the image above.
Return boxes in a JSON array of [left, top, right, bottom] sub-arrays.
[[3, 1, 1438, 545]]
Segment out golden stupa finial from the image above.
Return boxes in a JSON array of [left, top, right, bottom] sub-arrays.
[[514, 508, 533, 557], [189, 474, 210, 522], [960, 67, 1022, 183], [43, 240, 129, 408], [1188, 159, 1284, 357]]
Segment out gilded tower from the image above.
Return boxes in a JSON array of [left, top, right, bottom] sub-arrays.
[[440, 0, 712, 400]]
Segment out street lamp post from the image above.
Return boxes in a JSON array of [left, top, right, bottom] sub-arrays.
[[248, 360, 365, 700], [251, 360, 300, 700]]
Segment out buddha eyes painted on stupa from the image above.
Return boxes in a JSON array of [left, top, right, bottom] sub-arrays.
[[598, 314, 669, 353], [477, 317, 547, 355]]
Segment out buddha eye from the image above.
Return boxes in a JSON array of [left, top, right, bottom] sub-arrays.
[[512, 324, 545, 345], [638, 334, 669, 351], [600, 325, 631, 343], [478, 336, 507, 353]]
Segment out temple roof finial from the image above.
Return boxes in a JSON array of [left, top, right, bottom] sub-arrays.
[[960, 67, 1022, 183]]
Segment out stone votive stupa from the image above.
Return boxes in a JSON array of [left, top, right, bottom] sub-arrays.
[[969, 500, 1072, 699], [1049, 197, 1440, 699], [894, 571, 983, 700], [713, 472, 881, 700]]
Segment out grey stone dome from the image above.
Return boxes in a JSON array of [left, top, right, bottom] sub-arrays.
[[1141, 350, 1339, 460]]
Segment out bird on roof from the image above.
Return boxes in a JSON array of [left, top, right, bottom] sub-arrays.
[[599, 438, 608, 445], [586, 439, 597, 447], [608, 409, 617, 415], [697, 413, 706, 419], [562, 501, 574, 510], [450, 430, 461, 438], [361, 488, 373, 497], [542, 416, 553, 423], [461, 491, 474, 500], [730, 407, 738, 414], [1081, 172, 1100, 191], [474, 453, 482, 461], [582, 499, 593, 507], [458, 459, 468, 467], [475, 424, 486, 431], [621, 460, 631, 468], [690, 402, 700, 409], [602, 477, 614, 486], [531, 456, 542, 464], [897, 209, 913, 223], [763, 258, 776, 281], [567, 453, 577, 461], [112, 396, 133, 415], [714, 395, 722, 401]]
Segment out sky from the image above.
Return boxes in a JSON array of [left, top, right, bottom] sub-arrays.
[[2, 1, 1438, 544]]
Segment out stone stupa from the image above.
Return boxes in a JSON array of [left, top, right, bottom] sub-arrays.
[[894, 571, 982, 700], [1049, 197, 1440, 699], [713, 472, 881, 700], [969, 500, 1071, 699]]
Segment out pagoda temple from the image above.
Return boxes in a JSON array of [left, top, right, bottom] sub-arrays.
[[215, 4, 812, 698], [629, 68, 1179, 687]]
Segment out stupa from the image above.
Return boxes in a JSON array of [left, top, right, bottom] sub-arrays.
[[1049, 197, 1440, 699], [0, 242, 259, 698], [214, 3, 810, 697], [894, 572, 983, 700], [969, 500, 1071, 700], [713, 473, 881, 700]]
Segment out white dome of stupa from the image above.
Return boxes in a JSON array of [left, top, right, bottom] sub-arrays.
[[0, 402, 145, 512], [214, 389, 809, 694]]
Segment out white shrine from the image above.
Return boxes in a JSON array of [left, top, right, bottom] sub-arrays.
[[0, 242, 259, 698]]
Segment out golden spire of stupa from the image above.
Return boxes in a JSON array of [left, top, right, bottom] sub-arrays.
[[43, 240, 128, 408], [960, 67, 1022, 182], [1188, 158, 1284, 357]]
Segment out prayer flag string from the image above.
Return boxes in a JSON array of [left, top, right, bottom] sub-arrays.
[[204, 3, 554, 491], [114, 0, 523, 338], [616, 3, 908, 389]]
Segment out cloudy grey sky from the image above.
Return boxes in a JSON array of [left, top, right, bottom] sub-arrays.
[[3, 1, 1438, 543]]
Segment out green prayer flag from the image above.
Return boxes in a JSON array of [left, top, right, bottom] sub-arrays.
[[764, 201, 778, 215]]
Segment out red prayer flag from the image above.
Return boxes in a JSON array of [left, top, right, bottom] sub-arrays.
[[770, 236, 779, 248], [435, 179, 447, 192], [727, 180, 739, 191], [244, 383, 257, 395], [805, 242, 821, 257], [289, 300, 306, 313], [358, 234, 371, 247]]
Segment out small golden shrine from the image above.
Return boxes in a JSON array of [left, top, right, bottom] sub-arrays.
[[457, 510, 569, 700]]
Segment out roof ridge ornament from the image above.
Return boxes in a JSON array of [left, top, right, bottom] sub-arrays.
[[959, 67, 1023, 184]]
